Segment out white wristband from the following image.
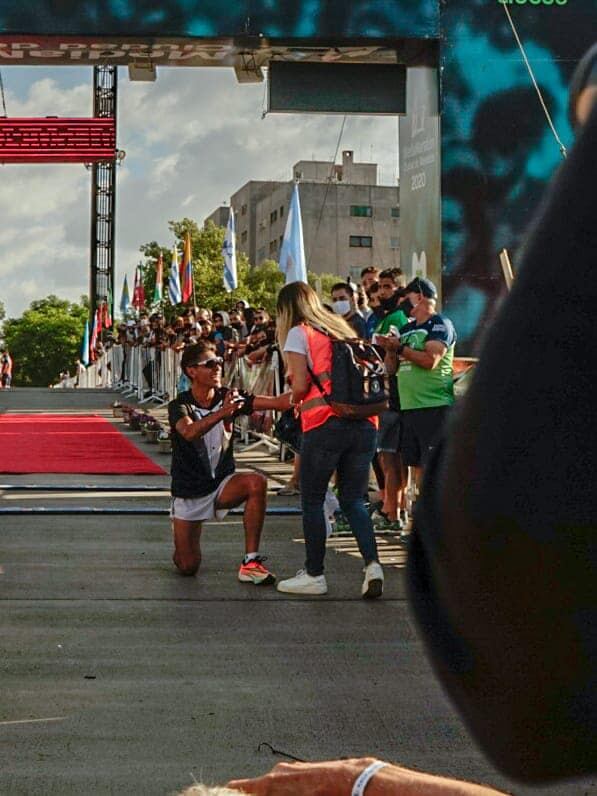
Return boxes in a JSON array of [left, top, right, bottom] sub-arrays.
[[351, 761, 388, 796]]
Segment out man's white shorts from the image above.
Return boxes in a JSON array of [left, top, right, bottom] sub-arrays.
[[170, 474, 235, 523]]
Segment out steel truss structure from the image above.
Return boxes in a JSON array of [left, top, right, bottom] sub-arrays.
[[89, 65, 118, 322]]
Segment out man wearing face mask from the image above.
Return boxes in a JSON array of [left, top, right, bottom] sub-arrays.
[[330, 282, 367, 338], [378, 277, 456, 485]]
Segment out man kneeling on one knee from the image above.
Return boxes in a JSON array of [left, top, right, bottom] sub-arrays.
[[168, 341, 291, 584]]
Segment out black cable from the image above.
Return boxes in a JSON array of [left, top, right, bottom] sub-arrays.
[[0, 69, 7, 117], [257, 741, 307, 762], [306, 115, 347, 269]]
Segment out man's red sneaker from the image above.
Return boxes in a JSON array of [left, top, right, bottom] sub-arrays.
[[238, 556, 276, 586]]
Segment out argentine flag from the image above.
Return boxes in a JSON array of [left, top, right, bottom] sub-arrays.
[[279, 183, 307, 284], [223, 207, 238, 292], [168, 245, 182, 305]]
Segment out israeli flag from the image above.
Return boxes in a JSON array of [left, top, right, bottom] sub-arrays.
[[223, 207, 238, 292], [279, 183, 307, 284], [168, 245, 182, 305]]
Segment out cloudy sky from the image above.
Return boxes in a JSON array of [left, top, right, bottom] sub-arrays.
[[0, 65, 399, 318]]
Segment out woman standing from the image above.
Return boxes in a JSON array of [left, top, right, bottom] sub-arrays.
[[275, 282, 383, 598]]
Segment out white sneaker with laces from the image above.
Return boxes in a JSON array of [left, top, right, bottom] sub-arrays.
[[362, 561, 384, 599], [277, 569, 328, 595]]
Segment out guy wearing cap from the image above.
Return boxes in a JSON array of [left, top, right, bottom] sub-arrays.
[[168, 340, 291, 586], [378, 277, 456, 484]]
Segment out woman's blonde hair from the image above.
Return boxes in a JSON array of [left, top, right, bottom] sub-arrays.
[[276, 282, 355, 350]]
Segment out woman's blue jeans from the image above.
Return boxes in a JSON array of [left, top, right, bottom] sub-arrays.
[[299, 417, 379, 576]]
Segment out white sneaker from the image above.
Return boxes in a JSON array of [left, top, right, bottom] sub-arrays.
[[277, 569, 328, 595], [362, 561, 384, 599]]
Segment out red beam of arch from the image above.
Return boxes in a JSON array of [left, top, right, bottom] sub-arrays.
[[0, 117, 116, 163]]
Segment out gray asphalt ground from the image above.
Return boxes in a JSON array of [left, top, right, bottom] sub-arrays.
[[1, 390, 595, 795]]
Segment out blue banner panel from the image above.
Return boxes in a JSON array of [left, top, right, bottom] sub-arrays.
[[440, 0, 594, 353], [0, 1, 439, 40]]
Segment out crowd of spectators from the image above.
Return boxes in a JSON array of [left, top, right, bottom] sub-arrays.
[[94, 267, 457, 540]]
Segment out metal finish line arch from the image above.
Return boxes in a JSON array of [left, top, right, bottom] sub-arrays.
[[0, 0, 592, 351]]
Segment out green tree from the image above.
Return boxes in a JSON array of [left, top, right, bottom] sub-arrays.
[[3, 295, 87, 386], [136, 217, 340, 316]]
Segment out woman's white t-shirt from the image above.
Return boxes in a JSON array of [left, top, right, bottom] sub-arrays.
[[283, 325, 314, 369]]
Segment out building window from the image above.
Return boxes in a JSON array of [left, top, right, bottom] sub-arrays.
[[350, 205, 372, 218], [257, 247, 266, 263], [279, 235, 284, 246], [391, 207, 399, 218], [349, 266, 362, 281], [241, 204, 248, 216], [270, 209, 278, 224], [349, 235, 373, 248], [280, 205, 284, 218], [241, 230, 248, 244], [269, 239, 278, 255]]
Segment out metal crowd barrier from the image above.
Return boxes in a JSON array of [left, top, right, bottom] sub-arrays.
[[74, 343, 286, 457]]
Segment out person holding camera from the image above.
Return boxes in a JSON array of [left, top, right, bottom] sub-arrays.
[[168, 341, 291, 584]]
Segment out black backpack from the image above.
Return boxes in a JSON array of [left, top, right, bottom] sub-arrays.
[[308, 328, 389, 419]]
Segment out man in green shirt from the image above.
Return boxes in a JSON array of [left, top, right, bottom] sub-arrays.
[[378, 277, 456, 484]]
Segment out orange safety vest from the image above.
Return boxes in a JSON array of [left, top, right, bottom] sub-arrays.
[[299, 325, 336, 433], [298, 325, 378, 433]]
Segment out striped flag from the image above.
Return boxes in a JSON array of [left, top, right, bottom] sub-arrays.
[[81, 320, 90, 366], [132, 266, 146, 309], [279, 183, 307, 284], [168, 245, 182, 305], [89, 310, 99, 362], [120, 274, 131, 316], [153, 252, 164, 305], [223, 207, 237, 293], [180, 232, 194, 303]]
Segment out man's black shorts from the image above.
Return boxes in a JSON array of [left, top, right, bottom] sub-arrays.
[[401, 406, 451, 467], [376, 409, 401, 453]]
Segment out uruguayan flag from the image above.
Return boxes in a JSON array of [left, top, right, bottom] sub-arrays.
[[168, 245, 182, 305], [223, 207, 238, 292], [279, 183, 307, 284]]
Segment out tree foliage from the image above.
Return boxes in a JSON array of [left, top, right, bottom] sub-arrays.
[[3, 295, 87, 387], [136, 218, 337, 317]]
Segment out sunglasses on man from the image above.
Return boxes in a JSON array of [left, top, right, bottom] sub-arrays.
[[188, 356, 223, 370]]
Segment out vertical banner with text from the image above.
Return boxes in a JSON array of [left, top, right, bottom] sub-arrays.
[[398, 67, 441, 298]]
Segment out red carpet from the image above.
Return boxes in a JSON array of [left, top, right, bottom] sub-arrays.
[[0, 414, 166, 474]]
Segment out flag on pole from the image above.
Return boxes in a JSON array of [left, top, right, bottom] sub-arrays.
[[81, 320, 90, 366], [120, 274, 131, 316], [89, 310, 99, 361], [180, 232, 194, 303], [223, 207, 238, 293], [153, 252, 164, 305], [279, 183, 307, 284], [168, 245, 182, 305], [96, 303, 103, 336], [132, 265, 146, 309], [103, 292, 112, 329]]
